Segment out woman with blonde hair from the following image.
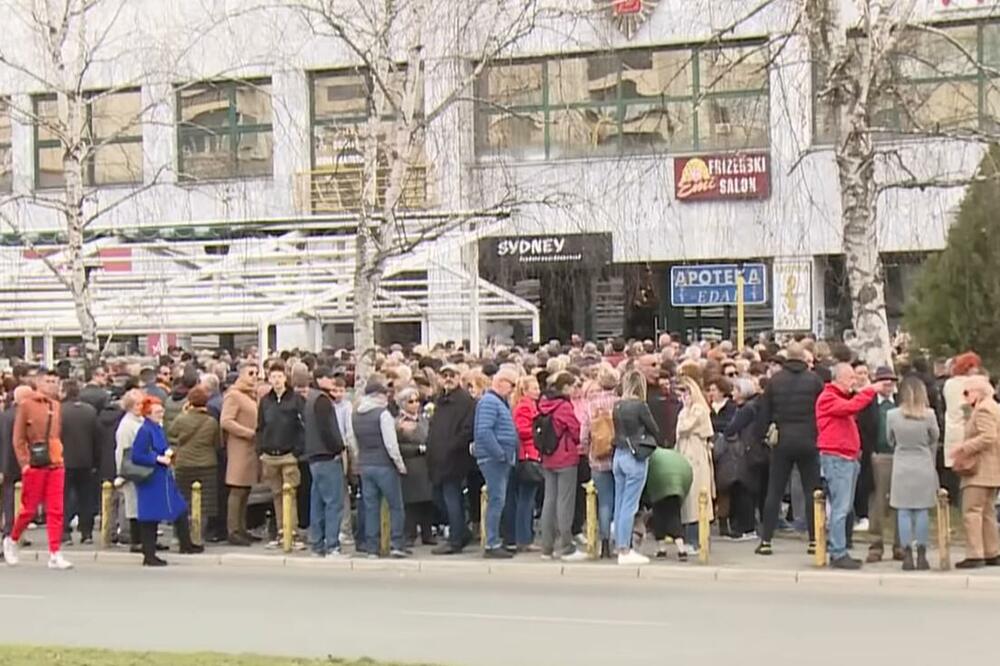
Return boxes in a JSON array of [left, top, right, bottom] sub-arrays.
[[676, 375, 715, 551], [505, 375, 543, 552], [887, 376, 940, 571]]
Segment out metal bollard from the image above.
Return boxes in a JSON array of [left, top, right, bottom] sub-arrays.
[[480, 486, 488, 549], [282, 483, 294, 554], [191, 481, 203, 546], [100, 481, 113, 549], [585, 481, 598, 559], [813, 490, 827, 567], [13, 481, 21, 517], [698, 489, 710, 564], [936, 488, 951, 571], [379, 498, 390, 557]]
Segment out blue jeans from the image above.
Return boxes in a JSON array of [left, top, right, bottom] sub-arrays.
[[897, 508, 929, 548], [361, 467, 405, 553], [309, 458, 345, 555], [820, 454, 860, 559], [503, 468, 539, 547], [592, 470, 615, 542], [477, 459, 512, 550], [612, 449, 649, 551], [437, 479, 468, 549]]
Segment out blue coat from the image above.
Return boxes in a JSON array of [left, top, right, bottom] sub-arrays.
[[131, 418, 188, 523], [473, 390, 518, 466]]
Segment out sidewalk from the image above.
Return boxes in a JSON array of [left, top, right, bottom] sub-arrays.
[[15, 527, 1000, 592]]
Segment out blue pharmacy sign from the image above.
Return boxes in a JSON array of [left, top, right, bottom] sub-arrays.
[[670, 263, 768, 307]]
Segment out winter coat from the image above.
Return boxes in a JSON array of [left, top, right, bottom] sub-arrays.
[[96, 405, 124, 482], [168, 407, 220, 470], [473, 390, 517, 467], [427, 388, 476, 484], [723, 396, 768, 492], [220, 377, 259, 487], [645, 447, 693, 504], [0, 405, 20, 484], [256, 389, 304, 457], [12, 391, 63, 469], [709, 399, 738, 435], [163, 387, 188, 432], [648, 387, 680, 448], [206, 392, 223, 421], [943, 376, 968, 467], [513, 398, 541, 462], [131, 418, 187, 523], [677, 402, 714, 524], [115, 412, 143, 519], [755, 359, 824, 450], [60, 399, 100, 470], [955, 396, 1000, 489], [397, 412, 433, 504], [888, 409, 940, 509], [815, 384, 877, 460], [538, 394, 582, 471]]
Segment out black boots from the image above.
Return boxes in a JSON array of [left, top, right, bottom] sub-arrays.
[[916, 545, 930, 571], [140, 522, 166, 567], [901, 547, 914, 571], [600, 539, 611, 559], [176, 514, 204, 555]]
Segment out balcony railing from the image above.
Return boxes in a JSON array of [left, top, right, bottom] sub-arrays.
[[295, 162, 433, 214]]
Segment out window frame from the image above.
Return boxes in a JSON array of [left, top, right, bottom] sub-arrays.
[[32, 88, 144, 190], [474, 39, 771, 162], [176, 78, 274, 182]]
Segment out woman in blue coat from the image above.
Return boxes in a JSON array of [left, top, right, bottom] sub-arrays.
[[131, 397, 203, 566]]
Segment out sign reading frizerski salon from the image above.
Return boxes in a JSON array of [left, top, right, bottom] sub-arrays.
[[673, 152, 771, 202], [670, 263, 768, 307]]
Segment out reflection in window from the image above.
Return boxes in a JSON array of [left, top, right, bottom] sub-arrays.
[[475, 41, 770, 160], [177, 80, 273, 181], [33, 90, 143, 188]]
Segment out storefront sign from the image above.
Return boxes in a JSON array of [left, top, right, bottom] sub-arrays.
[[772, 257, 813, 331], [670, 263, 767, 307], [479, 233, 612, 269], [938, 0, 986, 9], [673, 152, 770, 202], [602, 0, 660, 39]]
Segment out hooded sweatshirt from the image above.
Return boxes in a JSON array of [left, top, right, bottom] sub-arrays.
[[353, 395, 406, 474]]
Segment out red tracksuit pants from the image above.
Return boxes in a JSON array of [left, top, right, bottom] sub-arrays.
[[11, 466, 64, 553]]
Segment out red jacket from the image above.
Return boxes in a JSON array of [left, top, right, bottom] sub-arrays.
[[513, 397, 540, 462], [13, 391, 64, 468], [538, 395, 581, 470], [815, 384, 877, 460]]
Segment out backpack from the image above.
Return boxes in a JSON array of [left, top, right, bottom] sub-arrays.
[[590, 406, 615, 460], [532, 407, 559, 456]]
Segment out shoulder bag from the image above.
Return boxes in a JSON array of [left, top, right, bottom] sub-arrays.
[[120, 445, 155, 484], [28, 406, 53, 468]]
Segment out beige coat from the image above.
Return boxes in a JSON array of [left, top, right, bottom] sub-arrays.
[[676, 402, 715, 524], [221, 377, 259, 487], [957, 397, 1000, 489]]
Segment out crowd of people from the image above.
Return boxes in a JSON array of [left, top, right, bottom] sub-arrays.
[[1, 333, 998, 571]]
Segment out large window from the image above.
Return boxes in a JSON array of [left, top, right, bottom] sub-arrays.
[[34, 90, 143, 189], [0, 101, 11, 193], [475, 41, 770, 161], [177, 79, 273, 181], [815, 21, 1000, 142]]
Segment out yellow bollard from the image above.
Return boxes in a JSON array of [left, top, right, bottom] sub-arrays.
[[698, 489, 710, 565], [585, 481, 598, 559], [281, 483, 293, 554], [480, 486, 488, 549], [936, 488, 951, 571], [813, 490, 827, 567], [100, 481, 113, 549], [379, 498, 390, 557], [191, 481, 203, 547], [13, 481, 21, 517]]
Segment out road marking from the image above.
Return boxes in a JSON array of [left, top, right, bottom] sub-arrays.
[[0, 594, 44, 600], [403, 611, 670, 627]]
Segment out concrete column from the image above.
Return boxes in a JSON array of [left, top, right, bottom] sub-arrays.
[[43, 330, 54, 369]]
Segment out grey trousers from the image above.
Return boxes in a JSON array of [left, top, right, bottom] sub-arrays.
[[541, 466, 578, 556]]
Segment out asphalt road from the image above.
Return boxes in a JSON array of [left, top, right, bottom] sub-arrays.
[[0, 563, 994, 666]]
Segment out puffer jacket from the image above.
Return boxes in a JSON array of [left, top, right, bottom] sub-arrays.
[[755, 359, 824, 449], [473, 390, 518, 466]]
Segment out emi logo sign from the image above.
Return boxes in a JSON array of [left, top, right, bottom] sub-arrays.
[[597, 0, 660, 38]]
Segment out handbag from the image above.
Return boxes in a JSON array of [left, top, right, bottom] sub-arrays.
[[120, 447, 155, 484], [516, 459, 544, 485], [952, 450, 979, 477], [28, 407, 54, 469], [625, 434, 657, 461]]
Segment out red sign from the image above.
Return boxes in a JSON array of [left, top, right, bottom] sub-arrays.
[[614, 0, 643, 14], [673, 152, 770, 202], [99, 247, 132, 272]]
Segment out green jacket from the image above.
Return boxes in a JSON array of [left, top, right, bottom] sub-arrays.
[[167, 408, 221, 469], [645, 447, 693, 504]]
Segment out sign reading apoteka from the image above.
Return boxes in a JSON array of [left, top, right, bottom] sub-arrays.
[[674, 152, 771, 202]]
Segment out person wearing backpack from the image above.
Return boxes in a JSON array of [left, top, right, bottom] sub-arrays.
[[537, 371, 587, 562], [580, 365, 620, 558], [612, 371, 662, 565]]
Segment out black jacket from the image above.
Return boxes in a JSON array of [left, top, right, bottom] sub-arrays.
[[613, 398, 662, 450], [61, 399, 100, 470], [647, 388, 681, 447], [78, 384, 110, 412], [257, 389, 304, 457], [755, 359, 825, 449], [0, 405, 19, 483], [96, 405, 125, 481], [427, 388, 475, 484], [710, 399, 738, 436]]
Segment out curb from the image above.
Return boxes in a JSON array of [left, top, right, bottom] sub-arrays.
[[15, 549, 1000, 592]]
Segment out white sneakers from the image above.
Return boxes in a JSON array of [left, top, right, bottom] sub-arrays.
[[561, 549, 589, 563], [617, 549, 651, 566], [3, 536, 18, 565], [2, 538, 72, 570], [48, 552, 73, 570]]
